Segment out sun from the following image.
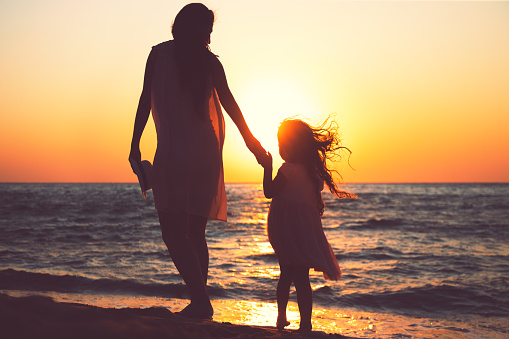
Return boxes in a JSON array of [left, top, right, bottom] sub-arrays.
[[238, 75, 319, 158]]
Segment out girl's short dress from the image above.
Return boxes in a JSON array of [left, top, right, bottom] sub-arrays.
[[149, 40, 227, 221], [267, 162, 341, 280]]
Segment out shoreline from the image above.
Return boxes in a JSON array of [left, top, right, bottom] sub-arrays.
[[0, 293, 350, 339]]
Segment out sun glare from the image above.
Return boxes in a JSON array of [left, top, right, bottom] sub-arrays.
[[238, 76, 319, 158]]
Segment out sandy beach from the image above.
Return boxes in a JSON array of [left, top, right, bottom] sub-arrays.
[[0, 293, 348, 339]]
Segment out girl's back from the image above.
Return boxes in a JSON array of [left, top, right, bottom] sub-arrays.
[[267, 162, 340, 281], [274, 163, 322, 209]]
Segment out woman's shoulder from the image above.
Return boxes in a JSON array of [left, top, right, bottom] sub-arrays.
[[151, 40, 175, 54], [208, 50, 221, 66]]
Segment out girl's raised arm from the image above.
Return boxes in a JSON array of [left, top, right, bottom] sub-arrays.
[[261, 153, 287, 199]]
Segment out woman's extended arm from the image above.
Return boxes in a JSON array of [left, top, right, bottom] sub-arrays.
[[211, 56, 266, 163], [129, 49, 156, 164]]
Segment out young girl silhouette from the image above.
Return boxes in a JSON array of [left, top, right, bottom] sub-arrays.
[[260, 118, 356, 332]]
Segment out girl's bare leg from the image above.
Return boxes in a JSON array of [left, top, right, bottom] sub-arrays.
[[276, 264, 293, 329], [294, 266, 312, 332], [158, 211, 212, 318]]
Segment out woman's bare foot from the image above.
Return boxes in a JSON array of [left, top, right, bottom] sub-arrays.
[[298, 322, 312, 332], [176, 302, 213, 320]]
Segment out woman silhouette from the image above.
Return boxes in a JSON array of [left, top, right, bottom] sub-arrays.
[[129, 3, 266, 319]]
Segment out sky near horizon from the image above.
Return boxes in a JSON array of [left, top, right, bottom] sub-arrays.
[[1, 0, 508, 183]]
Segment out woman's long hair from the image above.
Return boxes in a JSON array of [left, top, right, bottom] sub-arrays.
[[277, 118, 357, 215], [171, 3, 215, 118]]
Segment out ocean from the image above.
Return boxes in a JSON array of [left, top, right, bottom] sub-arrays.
[[1, 183, 508, 338]]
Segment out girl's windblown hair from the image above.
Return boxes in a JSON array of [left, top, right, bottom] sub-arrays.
[[277, 117, 356, 215]]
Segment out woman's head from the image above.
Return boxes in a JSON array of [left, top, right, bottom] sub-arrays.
[[171, 3, 215, 118], [172, 3, 214, 47]]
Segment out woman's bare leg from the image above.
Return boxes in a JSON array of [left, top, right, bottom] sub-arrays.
[[187, 214, 209, 284], [158, 211, 212, 318]]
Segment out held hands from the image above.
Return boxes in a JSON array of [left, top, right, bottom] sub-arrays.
[[245, 136, 272, 169], [259, 152, 272, 170], [245, 137, 268, 165]]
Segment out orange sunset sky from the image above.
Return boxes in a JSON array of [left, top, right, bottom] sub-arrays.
[[1, 0, 508, 183]]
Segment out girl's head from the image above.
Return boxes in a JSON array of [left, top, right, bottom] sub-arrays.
[[277, 118, 356, 210], [277, 119, 316, 163], [172, 3, 214, 48]]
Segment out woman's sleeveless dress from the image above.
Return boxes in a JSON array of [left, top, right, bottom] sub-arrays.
[[150, 40, 227, 221], [267, 163, 341, 280]]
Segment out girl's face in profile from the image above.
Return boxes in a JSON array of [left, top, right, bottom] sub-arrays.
[[278, 138, 298, 163], [278, 121, 311, 164], [278, 140, 288, 162], [278, 124, 296, 163]]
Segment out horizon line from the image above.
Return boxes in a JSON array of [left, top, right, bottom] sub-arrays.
[[1, 181, 508, 185]]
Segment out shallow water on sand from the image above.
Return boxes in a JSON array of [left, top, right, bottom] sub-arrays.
[[1, 183, 508, 337]]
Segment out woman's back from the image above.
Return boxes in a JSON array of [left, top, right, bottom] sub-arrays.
[[150, 40, 227, 221]]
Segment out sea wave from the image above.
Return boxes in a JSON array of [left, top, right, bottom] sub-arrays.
[[338, 284, 509, 318], [342, 218, 407, 230], [3, 268, 508, 319]]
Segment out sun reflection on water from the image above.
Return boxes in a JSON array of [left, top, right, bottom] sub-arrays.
[[213, 299, 300, 330], [239, 267, 279, 279], [212, 300, 382, 335], [252, 241, 274, 255]]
